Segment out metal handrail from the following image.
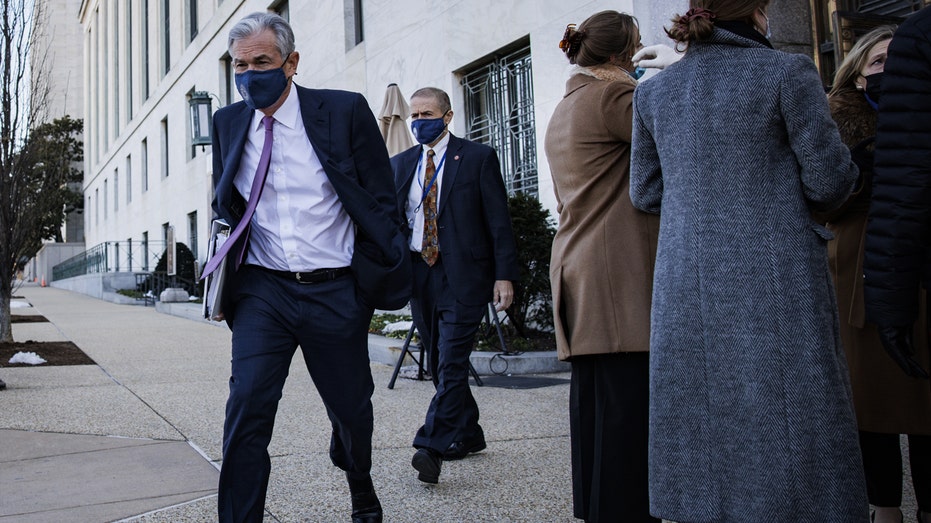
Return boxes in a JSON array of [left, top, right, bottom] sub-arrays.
[[135, 271, 202, 304], [52, 241, 167, 280]]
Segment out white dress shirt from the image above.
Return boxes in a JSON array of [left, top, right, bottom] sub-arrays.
[[405, 132, 450, 252], [233, 86, 355, 271]]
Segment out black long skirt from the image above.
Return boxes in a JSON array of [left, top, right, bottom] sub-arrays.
[[570, 351, 658, 523]]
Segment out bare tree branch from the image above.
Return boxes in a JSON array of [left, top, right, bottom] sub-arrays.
[[0, 0, 64, 342]]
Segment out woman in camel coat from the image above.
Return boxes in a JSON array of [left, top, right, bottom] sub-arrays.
[[544, 10, 659, 523]]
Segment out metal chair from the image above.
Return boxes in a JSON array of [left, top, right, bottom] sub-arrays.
[[387, 323, 426, 389], [386, 304, 506, 388]]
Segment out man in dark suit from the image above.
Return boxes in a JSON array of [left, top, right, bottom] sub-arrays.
[[206, 12, 407, 523], [391, 87, 519, 484]]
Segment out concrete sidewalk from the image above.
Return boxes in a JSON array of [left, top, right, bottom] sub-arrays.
[[0, 285, 573, 522]]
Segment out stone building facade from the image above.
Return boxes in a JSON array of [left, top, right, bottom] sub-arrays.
[[76, 0, 922, 268]]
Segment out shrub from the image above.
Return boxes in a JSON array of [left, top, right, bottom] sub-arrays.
[[116, 289, 145, 299], [137, 242, 202, 297], [154, 242, 197, 282], [507, 192, 556, 335]]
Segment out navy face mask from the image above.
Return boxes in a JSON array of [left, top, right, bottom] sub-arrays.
[[236, 55, 290, 110], [411, 114, 448, 145], [864, 72, 883, 109]]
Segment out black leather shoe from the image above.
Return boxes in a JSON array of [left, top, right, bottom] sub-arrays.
[[350, 491, 382, 523], [411, 448, 442, 484], [347, 474, 382, 523], [443, 438, 487, 460]]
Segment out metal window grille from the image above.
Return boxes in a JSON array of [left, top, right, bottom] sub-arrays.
[[461, 44, 537, 197], [856, 0, 926, 16], [188, 211, 198, 257]]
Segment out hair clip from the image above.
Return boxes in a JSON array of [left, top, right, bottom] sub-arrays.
[[559, 23, 585, 57], [559, 23, 577, 52], [680, 7, 716, 23]]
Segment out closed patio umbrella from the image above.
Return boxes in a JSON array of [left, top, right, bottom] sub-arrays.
[[378, 83, 414, 156]]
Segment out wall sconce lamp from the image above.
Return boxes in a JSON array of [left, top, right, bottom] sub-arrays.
[[189, 91, 216, 148]]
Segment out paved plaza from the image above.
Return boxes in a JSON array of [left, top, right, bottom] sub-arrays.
[[0, 284, 920, 522], [0, 285, 573, 522]]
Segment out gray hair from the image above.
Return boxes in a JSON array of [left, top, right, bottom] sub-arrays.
[[228, 12, 295, 59], [411, 87, 452, 114]]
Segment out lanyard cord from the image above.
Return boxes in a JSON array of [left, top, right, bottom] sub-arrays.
[[413, 151, 447, 214]]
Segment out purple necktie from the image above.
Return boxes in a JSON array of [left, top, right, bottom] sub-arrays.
[[201, 115, 275, 278]]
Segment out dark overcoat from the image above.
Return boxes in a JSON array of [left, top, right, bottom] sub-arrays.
[[630, 28, 868, 522], [864, 7, 931, 333]]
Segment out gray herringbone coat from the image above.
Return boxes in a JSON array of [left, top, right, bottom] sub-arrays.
[[630, 29, 868, 522]]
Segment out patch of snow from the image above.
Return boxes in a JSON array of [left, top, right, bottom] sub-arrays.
[[383, 320, 413, 334], [9, 351, 46, 365], [398, 366, 429, 380], [10, 300, 31, 309]]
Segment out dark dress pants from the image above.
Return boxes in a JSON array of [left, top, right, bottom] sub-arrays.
[[859, 430, 931, 510], [410, 255, 486, 452], [570, 352, 658, 523], [218, 267, 375, 523]]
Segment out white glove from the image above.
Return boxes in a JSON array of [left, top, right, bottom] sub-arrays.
[[632, 44, 682, 70]]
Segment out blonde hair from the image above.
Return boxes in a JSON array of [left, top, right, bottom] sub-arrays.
[[828, 25, 896, 97]]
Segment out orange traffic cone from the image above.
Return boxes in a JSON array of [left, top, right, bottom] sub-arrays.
[[41, 276, 46, 287]]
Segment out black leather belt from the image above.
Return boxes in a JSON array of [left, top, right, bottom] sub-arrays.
[[250, 265, 351, 284]]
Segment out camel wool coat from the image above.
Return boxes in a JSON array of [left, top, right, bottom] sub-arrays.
[[630, 28, 868, 522], [545, 65, 659, 361]]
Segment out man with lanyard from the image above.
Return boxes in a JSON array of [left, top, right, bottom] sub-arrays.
[[391, 87, 519, 484]]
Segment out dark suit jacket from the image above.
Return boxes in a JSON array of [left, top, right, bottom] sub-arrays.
[[392, 134, 519, 306], [211, 84, 411, 314]]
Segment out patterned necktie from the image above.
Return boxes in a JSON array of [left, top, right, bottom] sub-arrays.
[[421, 149, 439, 266], [201, 115, 275, 278]]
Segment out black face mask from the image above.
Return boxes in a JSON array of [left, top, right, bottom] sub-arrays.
[[864, 72, 883, 108]]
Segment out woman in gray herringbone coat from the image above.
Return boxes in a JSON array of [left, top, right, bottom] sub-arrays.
[[629, 1, 869, 522]]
